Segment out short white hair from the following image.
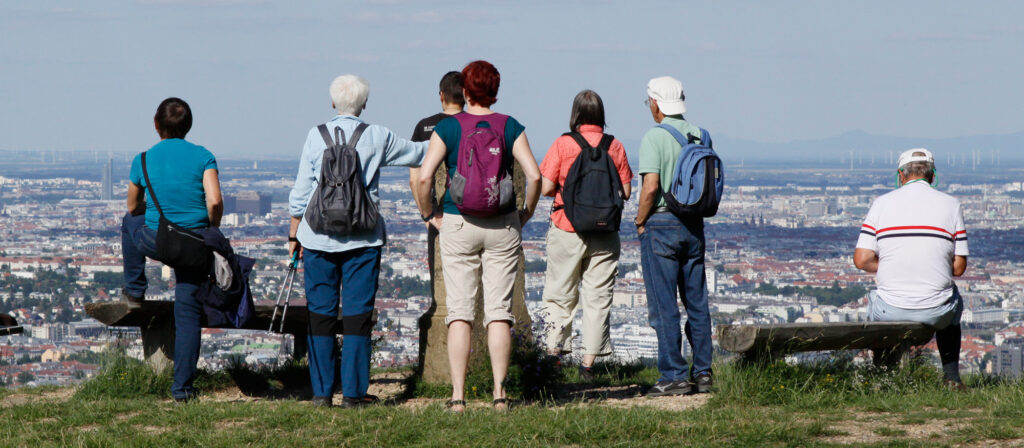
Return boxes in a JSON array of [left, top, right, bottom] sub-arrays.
[[329, 75, 369, 116]]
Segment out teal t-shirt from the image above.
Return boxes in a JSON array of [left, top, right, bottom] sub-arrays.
[[432, 113, 525, 215], [637, 116, 703, 208], [129, 138, 218, 229]]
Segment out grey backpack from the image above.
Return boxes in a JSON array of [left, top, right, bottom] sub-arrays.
[[304, 123, 379, 235]]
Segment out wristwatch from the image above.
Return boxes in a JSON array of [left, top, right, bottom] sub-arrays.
[[288, 236, 298, 242], [421, 211, 435, 222]]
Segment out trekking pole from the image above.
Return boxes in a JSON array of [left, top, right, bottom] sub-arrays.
[[278, 254, 300, 334], [269, 251, 300, 333]]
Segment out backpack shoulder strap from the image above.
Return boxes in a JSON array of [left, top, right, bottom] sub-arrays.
[[140, 152, 166, 218], [317, 124, 335, 148], [347, 122, 370, 147], [595, 134, 614, 152], [656, 124, 689, 148], [563, 132, 592, 152], [700, 128, 712, 148]]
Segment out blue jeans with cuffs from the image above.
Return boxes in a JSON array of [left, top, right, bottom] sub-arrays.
[[639, 212, 713, 383]]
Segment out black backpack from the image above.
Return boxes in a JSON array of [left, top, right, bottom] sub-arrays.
[[304, 123, 379, 235], [555, 132, 624, 233]]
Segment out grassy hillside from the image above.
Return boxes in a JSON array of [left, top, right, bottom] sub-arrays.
[[3, 356, 1024, 447]]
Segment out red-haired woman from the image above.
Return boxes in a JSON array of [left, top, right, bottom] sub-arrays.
[[415, 60, 541, 412]]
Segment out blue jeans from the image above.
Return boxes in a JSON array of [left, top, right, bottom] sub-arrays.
[[303, 246, 381, 399], [868, 288, 963, 330], [121, 212, 210, 400], [639, 212, 712, 382]]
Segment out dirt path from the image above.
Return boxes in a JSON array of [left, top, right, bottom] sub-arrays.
[[0, 387, 75, 408]]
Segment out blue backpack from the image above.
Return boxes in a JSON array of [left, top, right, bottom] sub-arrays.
[[656, 124, 724, 218]]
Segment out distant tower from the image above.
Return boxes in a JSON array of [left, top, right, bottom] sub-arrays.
[[101, 155, 113, 200]]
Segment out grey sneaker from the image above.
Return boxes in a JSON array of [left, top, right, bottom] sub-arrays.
[[692, 372, 713, 394], [647, 380, 692, 397]]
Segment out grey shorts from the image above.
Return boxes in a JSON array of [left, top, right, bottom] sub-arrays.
[[868, 287, 963, 330]]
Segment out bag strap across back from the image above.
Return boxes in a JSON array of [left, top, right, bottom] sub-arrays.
[[317, 122, 370, 149], [140, 152, 167, 218], [563, 132, 614, 161]]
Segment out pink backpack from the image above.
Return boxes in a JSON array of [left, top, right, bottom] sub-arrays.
[[447, 112, 515, 217]]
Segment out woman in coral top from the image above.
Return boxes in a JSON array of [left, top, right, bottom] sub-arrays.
[[539, 90, 633, 379]]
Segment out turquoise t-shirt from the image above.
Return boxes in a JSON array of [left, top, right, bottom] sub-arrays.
[[129, 138, 218, 229], [433, 113, 525, 215]]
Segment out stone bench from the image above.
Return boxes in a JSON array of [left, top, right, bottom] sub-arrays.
[[716, 321, 935, 366], [85, 301, 344, 370]]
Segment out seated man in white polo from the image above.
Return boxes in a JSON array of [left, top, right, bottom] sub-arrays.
[[854, 148, 968, 389]]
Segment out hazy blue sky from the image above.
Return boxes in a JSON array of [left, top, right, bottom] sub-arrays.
[[1, 1, 1022, 158]]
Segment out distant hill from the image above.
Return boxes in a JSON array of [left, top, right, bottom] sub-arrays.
[[714, 130, 1024, 164], [618, 130, 1024, 166]]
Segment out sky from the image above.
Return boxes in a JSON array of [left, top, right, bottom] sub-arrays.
[[1, 0, 1022, 159]]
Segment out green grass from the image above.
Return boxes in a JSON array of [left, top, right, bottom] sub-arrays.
[[5, 356, 1024, 447]]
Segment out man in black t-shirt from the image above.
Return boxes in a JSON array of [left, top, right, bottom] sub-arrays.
[[409, 71, 465, 214]]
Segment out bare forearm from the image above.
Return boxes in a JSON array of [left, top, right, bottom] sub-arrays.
[[524, 178, 541, 214], [207, 202, 223, 227], [415, 176, 434, 218], [953, 256, 967, 277], [409, 167, 423, 210], [289, 216, 301, 237], [635, 187, 658, 225], [853, 249, 879, 273]]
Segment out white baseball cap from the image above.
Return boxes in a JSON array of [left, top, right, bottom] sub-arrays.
[[647, 76, 686, 115], [897, 148, 934, 170]]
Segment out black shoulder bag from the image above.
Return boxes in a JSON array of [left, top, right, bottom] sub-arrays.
[[141, 152, 212, 272]]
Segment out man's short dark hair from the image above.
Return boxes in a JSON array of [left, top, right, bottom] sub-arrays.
[[569, 89, 606, 132], [154, 97, 192, 139], [439, 71, 464, 106]]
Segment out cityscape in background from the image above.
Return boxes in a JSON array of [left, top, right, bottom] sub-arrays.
[[1, 149, 1023, 388]]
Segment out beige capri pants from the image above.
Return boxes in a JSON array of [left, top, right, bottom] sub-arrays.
[[439, 211, 521, 327], [542, 225, 619, 356]]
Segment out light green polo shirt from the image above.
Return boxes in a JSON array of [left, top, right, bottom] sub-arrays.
[[637, 116, 703, 207]]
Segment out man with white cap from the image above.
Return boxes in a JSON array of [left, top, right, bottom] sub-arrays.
[[634, 76, 714, 396], [854, 148, 968, 389]]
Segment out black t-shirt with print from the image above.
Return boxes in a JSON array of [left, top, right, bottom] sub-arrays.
[[410, 112, 449, 142]]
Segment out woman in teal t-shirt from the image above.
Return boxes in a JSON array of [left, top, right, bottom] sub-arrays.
[[414, 60, 542, 413], [120, 97, 223, 403]]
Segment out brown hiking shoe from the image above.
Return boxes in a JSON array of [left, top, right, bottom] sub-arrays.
[[121, 289, 144, 305]]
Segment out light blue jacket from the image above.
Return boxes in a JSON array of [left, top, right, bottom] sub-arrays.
[[289, 114, 427, 252]]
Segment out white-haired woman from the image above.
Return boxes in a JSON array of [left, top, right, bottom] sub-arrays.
[[288, 74, 428, 408]]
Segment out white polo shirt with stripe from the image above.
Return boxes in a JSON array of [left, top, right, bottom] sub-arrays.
[[856, 180, 969, 309]]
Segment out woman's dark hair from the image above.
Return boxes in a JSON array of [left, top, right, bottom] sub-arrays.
[[569, 90, 606, 132], [461, 60, 500, 107], [154, 97, 192, 139], [439, 71, 464, 107]]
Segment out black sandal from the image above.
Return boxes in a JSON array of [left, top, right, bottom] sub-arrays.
[[492, 398, 509, 412], [445, 399, 466, 413]]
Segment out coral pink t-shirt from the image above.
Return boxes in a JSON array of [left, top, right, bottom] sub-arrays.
[[539, 124, 634, 233]]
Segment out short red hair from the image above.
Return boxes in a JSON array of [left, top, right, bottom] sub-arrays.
[[461, 60, 500, 107]]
